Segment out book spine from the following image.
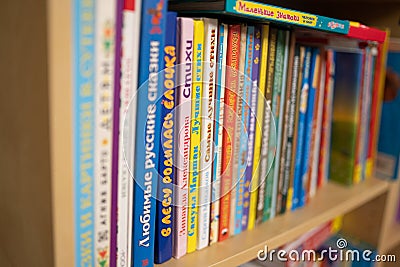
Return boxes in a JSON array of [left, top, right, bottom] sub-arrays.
[[225, 0, 350, 34], [366, 40, 388, 178], [254, 25, 270, 225], [309, 49, 326, 198], [353, 49, 367, 185], [318, 50, 335, 187], [287, 46, 305, 212], [231, 24, 247, 236], [210, 23, 228, 245], [280, 41, 300, 215], [358, 47, 374, 182], [117, 1, 141, 266], [187, 19, 204, 253], [264, 29, 285, 221], [219, 24, 241, 242], [173, 17, 193, 259], [198, 18, 218, 250], [240, 26, 257, 231], [270, 30, 290, 219], [259, 27, 275, 223], [300, 48, 320, 207], [132, 0, 167, 265], [246, 25, 262, 230], [73, 0, 96, 265], [94, 1, 116, 266], [234, 25, 254, 235], [155, 12, 177, 264], [292, 47, 312, 211], [362, 48, 376, 179]]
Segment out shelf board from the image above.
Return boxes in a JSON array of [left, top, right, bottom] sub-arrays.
[[159, 178, 388, 267]]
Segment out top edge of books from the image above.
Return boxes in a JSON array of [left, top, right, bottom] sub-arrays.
[[169, 0, 350, 34]]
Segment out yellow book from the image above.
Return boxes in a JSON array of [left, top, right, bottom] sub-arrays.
[[248, 25, 269, 230], [187, 19, 204, 253]]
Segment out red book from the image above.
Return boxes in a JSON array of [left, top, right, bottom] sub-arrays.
[[366, 37, 388, 177], [219, 24, 241, 242]]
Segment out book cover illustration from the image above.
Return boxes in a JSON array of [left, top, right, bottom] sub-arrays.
[[329, 51, 363, 185]]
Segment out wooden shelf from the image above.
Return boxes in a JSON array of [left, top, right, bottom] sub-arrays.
[[159, 178, 388, 267]]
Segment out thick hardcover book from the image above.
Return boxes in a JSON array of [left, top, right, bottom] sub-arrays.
[[309, 49, 326, 199], [219, 24, 241, 241], [246, 25, 262, 230], [254, 25, 272, 225], [269, 30, 290, 219], [234, 25, 254, 235], [198, 18, 218, 250], [169, 0, 350, 34], [187, 19, 204, 253], [263, 29, 286, 221], [329, 51, 363, 185], [73, 0, 96, 265], [231, 24, 247, 236], [279, 39, 300, 215], [117, 0, 141, 266], [299, 48, 320, 207], [173, 17, 193, 259], [292, 47, 312, 211], [318, 49, 335, 187], [131, 0, 167, 265], [94, 1, 118, 266], [155, 12, 177, 264], [210, 23, 228, 245], [287, 46, 305, 212]]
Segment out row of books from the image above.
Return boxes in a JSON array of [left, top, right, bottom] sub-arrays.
[[71, 0, 385, 266]]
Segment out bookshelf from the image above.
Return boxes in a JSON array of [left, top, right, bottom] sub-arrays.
[[1, 1, 399, 267]]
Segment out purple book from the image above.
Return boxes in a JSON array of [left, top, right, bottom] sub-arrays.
[[242, 25, 261, 231], [110, 1, 123, 266]]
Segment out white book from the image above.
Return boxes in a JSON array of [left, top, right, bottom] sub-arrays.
[[210, 23, 228, 245], [173, 17, 193, 259], [117, 1, 141, 266], [229, 24, 247, 235], [197, 18, 218, 250], [94, 0, 116, 265]]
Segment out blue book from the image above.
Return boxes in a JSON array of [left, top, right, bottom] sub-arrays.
[[292, 47, 312, 211], [299, 47, 320, 207], [73, 1, 95, 266], [234, 25, 254, 235], [154, 12, 177, 264], [132, 0, 167, 266]]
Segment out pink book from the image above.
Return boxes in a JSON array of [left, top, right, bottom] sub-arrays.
[[173, 17, 193, 259]]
